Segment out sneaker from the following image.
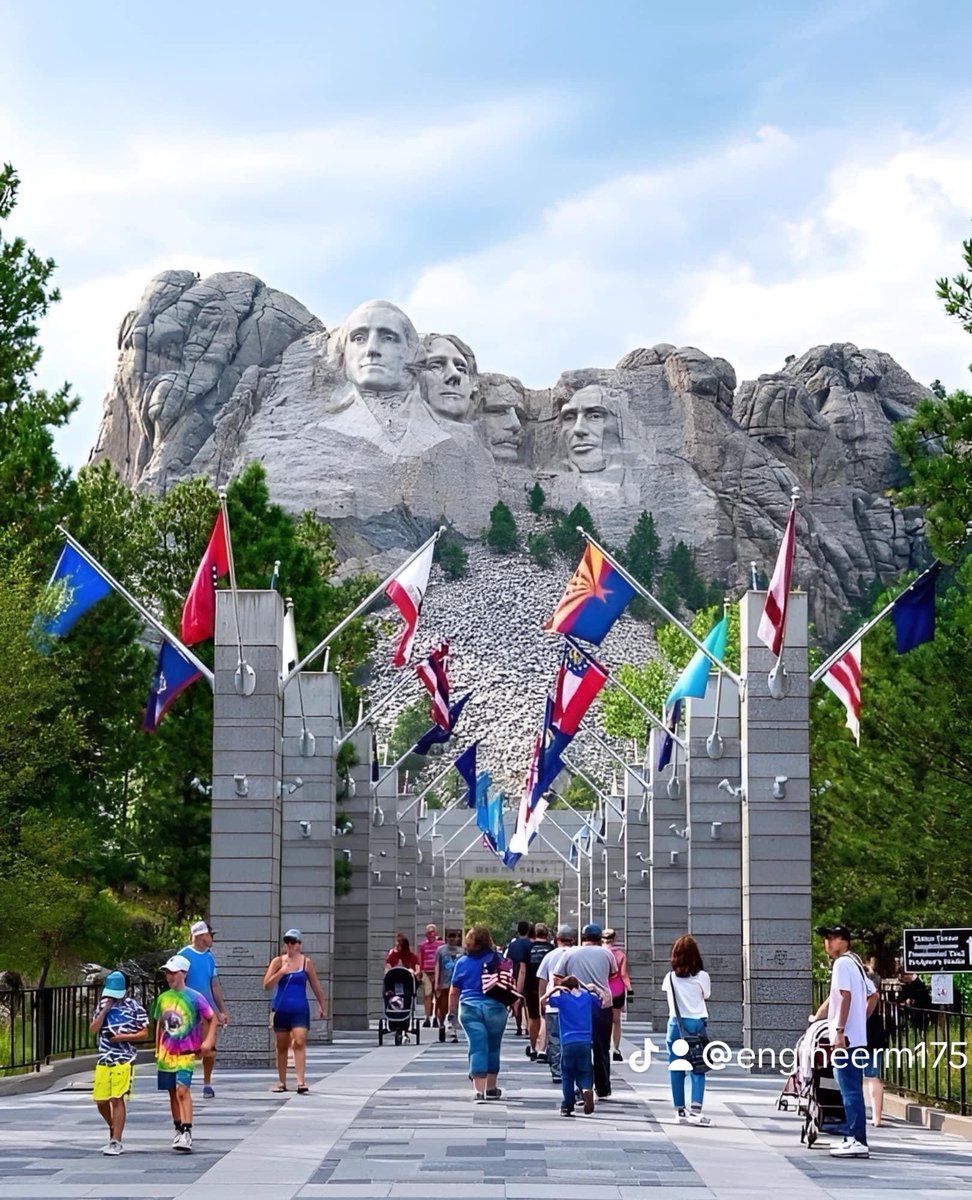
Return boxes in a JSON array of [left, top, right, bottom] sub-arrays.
[[612, 1050, 623, 1062], [582, 1089, 595, 1114], [473, 1092, 486, 1104], [423, 1018, 431, 1027], [172, 1130, 183, 1147], [525, 1044, 534, 1059], [560, 1106, 575, 1117], [202, 1085, 215, 1099], [551, 1076, 562, 1084], [174, 1129, 192, 1153], [535, 1052, 548, 1064], [451, 1034, 459, 1043], [688, 1111, 712, 1126], [102, 1139, 123, 1156], [675, 1108, 690, 1125], [432, 1018, 439, 1028], [830, 1138, 869, 1158], [485, 1087, 503, 1100]]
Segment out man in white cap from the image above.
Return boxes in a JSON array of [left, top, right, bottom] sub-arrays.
[[153, 955, 217, 1153], [178, 920, 229, 1098]]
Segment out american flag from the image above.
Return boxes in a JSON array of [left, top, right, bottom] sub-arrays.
[[822, 641, 861, 745], [416, 641, 451, 729]]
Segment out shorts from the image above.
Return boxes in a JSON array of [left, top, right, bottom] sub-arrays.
[[524, 987, 541, 1020], [157, 1066, 194, 1090], [92, 1062, 134, 1101], [863, 1050, 883, 1079], [612, 992, 626, 1010], [273, 1005, 310, 1032], [421, 973, 433, 998]]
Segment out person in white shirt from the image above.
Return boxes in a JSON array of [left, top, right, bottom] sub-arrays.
[[662, 934, 712, 1126], [810, 924, 877, 1159]]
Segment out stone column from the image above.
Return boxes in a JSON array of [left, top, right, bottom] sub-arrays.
[[740, 591, 811, 1062], [210, 590, 283, 1065], [368, 768, 400, 1022], [395, 795, 418, 937], [650, 729, 688, 1030], [331, 728, 373, 1031], [281, 672, 339, 1044], [444, 872, 465, 933], [601, 800, 626, 941], [623, 765, 652, 1022], [685, 677, 743, 1044]]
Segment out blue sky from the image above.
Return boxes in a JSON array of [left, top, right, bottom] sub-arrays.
[[4, 0, 972, 466]]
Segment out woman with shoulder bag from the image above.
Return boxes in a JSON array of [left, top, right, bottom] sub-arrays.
[[261, 929, 327, 1095], [448, 926, 510, 1103], [662, 934, 712, 1126]]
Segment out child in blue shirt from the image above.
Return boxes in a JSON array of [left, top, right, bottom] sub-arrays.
[[545, 975, 608, 1116]]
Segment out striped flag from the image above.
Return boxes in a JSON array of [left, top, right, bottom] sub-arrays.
[[757, 506, 796, 657], [416, 641, 451, 728], [386, 542, 435, 668], [822, 641, 861, 745]]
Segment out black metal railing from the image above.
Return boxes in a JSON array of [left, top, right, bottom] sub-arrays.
[[1, 981, 156, 1075]]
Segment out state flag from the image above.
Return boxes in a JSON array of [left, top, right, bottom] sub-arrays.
[[757, 506, 796, 657], [416, 640, 451, 728], [142, 641, 202, 733], [181, 510, 230, 645], [386, 542, 435, 668], [552, 642, 608, 735], [891, 562, 941, 654], [39, 543, 114, 638], [544, 544, 636, 645]]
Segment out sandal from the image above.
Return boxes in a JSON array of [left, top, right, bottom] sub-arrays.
[[271, 1084, 288, 1093], [297, 1085, 309, 1095]]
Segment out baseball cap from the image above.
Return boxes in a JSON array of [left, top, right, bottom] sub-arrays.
[[163, 954, 191, 973], [815, 924, 851, 940], [556, 924, 576, 940], [189, 920, 211, 937], [581, 923, 603, 940], [283, 929, 302, 941], [101, 971, 127, 998]]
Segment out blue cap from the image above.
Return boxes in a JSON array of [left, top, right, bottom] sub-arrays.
[[101, 971, 127, 998], [283, 929, 302, 941], [581, 923, 603, 940]]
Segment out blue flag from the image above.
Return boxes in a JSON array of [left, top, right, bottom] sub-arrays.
[[657, 701, 681, 771], [142, 641, 202, 733], [40, 543, 114, 638], [891, 562, 940, 653], [413, 693, 470, 756], [453, 742, 478, 807], [664, 616, 729, 709], [531, 696, 572, 811]]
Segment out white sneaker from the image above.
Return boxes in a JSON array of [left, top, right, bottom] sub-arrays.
[[688, 1112, 712, 1126], [172, 1131, 182, 1148], [675, 1110, 690, 1124], [830, 1138, 869, 1158], [102, 1140, 123, 1156], [174, 1129, 193, 1153]]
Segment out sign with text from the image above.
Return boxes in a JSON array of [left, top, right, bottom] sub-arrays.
[[931, 974, 955, 1005], [903, 927, 972, 973]]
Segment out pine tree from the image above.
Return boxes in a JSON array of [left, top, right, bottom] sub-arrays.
[[485, 501, 520, 554], [528, 481, 546, 514]]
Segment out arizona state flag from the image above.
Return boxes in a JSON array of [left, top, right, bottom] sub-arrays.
[[544, 544, 636, 645]]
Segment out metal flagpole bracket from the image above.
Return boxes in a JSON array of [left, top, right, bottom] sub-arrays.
[[235, 661, 257, 696], [298, 727, 317, 758], [767, 661, 789, 700], [705, 730, 725, 759]]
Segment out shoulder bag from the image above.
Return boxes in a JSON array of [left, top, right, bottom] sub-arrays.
[[669, 971, 710, 1074], [482, 953, 522, 1008]]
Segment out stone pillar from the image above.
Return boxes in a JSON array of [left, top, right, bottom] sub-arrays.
[[601, 800, 626, 941], [740, 591, 811, 1062], [210, 590, 283, 1065], [623, 765, 652, 1022], [395, 795, 418, 937], [368, 768, 399, 1022], [331, 728, 373, 1031], [281, 672, 338, 1044], [444, 872, 465, 933], [685, 677, 743, 1044], [650, 729, 688, 1030]]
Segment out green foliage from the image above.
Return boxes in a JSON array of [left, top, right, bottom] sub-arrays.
[[528, 482, 546, 515], [389, 699, 433, 780], [935, 230, 972, 336], [549, 774, 598, 810], [436, 537, 468, 580], [485, 501, 519, 554], [527, 532, 552, 568], [624, 512, 662, 620], [549, 503, 599, 563], [464, 879, 559, 946]]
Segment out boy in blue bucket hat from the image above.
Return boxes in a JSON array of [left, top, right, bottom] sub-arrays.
[[89, 971, 149, 1156]]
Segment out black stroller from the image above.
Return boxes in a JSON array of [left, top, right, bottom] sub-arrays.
[[378, 966, 421, 1046], [778, 1019, 845, 1146]]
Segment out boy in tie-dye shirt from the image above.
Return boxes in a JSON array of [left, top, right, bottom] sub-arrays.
[[152, 954, 217, 1153]]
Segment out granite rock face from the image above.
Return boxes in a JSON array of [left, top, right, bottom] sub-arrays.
[[91, 271, 931, 643]]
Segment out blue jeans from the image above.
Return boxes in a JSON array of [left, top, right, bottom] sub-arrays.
[[833, 1054, 868, 1145], [560, 1040, 593, 1110], [666, 1017, 707, 1109], [545, 1010, 561, 1080], [459, 997, 508, 1077]]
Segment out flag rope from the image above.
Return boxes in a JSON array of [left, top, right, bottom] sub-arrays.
[[217, 488, 249, 679]]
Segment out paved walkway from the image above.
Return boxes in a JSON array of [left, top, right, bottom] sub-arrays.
[[2, 1025, 972, 1199]]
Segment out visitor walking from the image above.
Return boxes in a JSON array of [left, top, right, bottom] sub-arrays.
[[153, 955, 218, 1153], [603, 928, 631, 1062], [262, 930, 328, 1094], [448, 926, 509, 1102], [418, 924, 444, 1027], [434, 929, 462, 1040], [538, 924, 576, 1084], [178, 920, 230, 1098], [506, 920, 533, 1036], [517, 922, 554, 1061], [663, 934, 712, 1126], [545, 975, 608, 1117], [89, 971, 148, 1156], [385, 934, 422, 980], [555, 923, 617, 1098]]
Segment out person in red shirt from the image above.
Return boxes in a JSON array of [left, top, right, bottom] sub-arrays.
[[417, 924, 445, 1027], [385, 934, 421, 980]]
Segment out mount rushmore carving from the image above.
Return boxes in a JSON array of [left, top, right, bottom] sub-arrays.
[[91, 270, 931, 641]]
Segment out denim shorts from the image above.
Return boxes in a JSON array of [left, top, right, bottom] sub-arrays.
[[273, 1005, 310, 1032]]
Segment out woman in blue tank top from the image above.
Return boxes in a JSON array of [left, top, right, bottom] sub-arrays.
[[262, 929, 328, 1093]]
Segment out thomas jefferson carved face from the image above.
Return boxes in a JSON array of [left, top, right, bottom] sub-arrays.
[[343, 301, 416, 394], [424, 335, 476, 421], [559, 385, 615, 473]]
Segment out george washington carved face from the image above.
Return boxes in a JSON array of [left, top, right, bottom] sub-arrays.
[[334, 300, 421, 394]]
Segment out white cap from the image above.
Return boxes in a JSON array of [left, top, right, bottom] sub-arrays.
[[163, 955, 191, 974], [189, 920, 210, 937]]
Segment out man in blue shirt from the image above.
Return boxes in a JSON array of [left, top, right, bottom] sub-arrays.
[[178, 920, 230, 1098]]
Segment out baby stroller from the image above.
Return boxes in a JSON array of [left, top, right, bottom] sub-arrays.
[[778, 1019, 845, 1146], [378, 966, 421, 1046]]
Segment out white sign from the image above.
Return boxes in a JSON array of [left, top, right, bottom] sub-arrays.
[[931, 973, 954, 1005]]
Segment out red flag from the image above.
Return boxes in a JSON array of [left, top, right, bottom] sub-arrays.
[[416, 641, 451, 729], [180, 510, 230, 645], [551, 642, 608, 735], [385, 542, 434, 668], [822, 641, 861, 745], [757, 507, 796, 656]]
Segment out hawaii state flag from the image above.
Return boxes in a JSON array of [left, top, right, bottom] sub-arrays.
[[757, 506, 796, 657], [822, 641, 861, 745], [181, 510, 230, 645], [142, 641, 202, 733], [386, 542, 435, 668], [416, 640, 451, 728], [552, 642, 608, 735], [544, 544, 636, 645]]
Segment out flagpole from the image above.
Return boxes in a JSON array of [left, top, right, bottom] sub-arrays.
[[398, 749, 470, 820], [282, 527, 444, 688], [568, 638, 687, 749], [446, 827, 488, 868], [581, 727, 648, 802], [554, 761, 611, 836], [575, 529, 742, 688], [544, 815, 593, 860], [217, 488, 255, 696], [537, 829, 580, 873], [440, 811, 479, 852], [336, 672, 415, 749], [55, 526, 214, 687], [809, 560, 942, 683]]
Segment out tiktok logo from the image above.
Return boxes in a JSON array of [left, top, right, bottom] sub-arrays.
[[628, 1037, 664, 1072]]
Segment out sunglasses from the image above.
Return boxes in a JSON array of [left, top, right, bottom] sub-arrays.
[[283, 938, 301, 945]]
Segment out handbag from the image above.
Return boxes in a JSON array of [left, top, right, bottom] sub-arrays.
[[482, 954, 522, 1008], [669, 971, 710, 1074]]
